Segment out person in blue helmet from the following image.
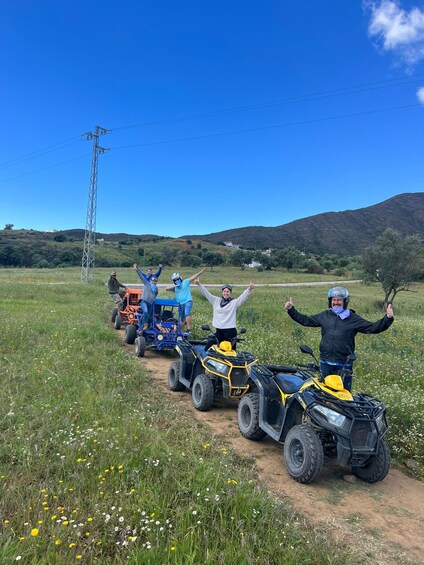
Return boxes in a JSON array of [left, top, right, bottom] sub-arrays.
[[284, 286, 394, 390], [165, 267, 206, 333]]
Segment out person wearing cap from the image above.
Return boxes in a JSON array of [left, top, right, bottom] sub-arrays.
[[195, 278, 255, 349], [164, 267, 206, 333], [284, 286, 394, 389], [133, 264, 159, 329], [107, 272, 127, 309]]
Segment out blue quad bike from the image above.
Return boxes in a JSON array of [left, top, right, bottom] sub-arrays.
[[168, 325, 257, 411], [237, 345, 391, 484], [133, 298, 188, 357]]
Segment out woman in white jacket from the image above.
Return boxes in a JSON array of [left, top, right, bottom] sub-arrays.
[[195, 279, 254, 349]]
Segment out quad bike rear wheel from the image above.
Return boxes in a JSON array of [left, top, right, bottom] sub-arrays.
[[125, 324, 137, 344], [114, 314, 122, 330], [238, 392, 267, 440], [352, 438, 391, 483], [192, 373, 214, 411], [284, 424, 324, 484], [134, 336, 146, 357], [168, 362, 185, 391]]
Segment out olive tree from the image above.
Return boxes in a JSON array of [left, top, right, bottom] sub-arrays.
[[361, 229, 423, 304]]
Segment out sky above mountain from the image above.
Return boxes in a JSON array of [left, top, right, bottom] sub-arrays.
[[1, 1, 424, 237]]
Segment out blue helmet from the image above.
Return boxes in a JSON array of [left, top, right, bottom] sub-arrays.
[[328, 286, 349, 308]]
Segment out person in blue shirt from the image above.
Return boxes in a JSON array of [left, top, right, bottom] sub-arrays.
[[133, 263, 159, 329], [165, 267, 206, 333]]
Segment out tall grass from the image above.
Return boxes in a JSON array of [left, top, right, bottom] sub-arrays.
[[0, 269, 359, 564]]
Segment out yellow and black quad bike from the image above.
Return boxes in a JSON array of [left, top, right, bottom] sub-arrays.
[[168, 325, 257, 411], [237, 344, 390, 484]]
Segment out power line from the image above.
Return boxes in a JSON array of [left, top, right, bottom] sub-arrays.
[[0, 101, 420, 183], [1, 72, 422, 170], [111, 74, 424, 132], [0, 135, 82, 170], [0, 153, 92, 184], [110, 102, 421, 151]]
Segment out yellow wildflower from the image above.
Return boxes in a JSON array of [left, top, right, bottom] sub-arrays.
[[30, 528, 39, 537]]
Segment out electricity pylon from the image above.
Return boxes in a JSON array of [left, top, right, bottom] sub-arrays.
[[81, 126, 110, 284]]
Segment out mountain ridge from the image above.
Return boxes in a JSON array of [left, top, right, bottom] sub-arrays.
[[181, 192, 424, 254]]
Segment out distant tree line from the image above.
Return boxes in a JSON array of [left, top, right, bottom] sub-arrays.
[[1, 230, 422, 304]]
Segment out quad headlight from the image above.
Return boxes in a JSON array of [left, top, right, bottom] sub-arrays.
[[205, 359, 230, 376], [312, 405, 346, 427]]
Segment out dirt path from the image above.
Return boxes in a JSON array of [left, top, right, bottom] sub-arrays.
[[123, 339, 424, 564]]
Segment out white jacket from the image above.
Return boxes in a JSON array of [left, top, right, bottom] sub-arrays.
[[198, 284, 251, 329]]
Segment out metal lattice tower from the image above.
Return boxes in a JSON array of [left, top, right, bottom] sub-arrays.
[[81, 126, 110, 284]]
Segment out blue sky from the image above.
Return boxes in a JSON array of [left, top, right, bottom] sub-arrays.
[[1, 1, 424, 237]]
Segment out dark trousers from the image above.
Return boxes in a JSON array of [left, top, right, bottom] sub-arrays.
[[216, 328, 238, 350]]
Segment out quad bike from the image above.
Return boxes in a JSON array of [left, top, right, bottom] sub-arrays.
[[168, 325, 257, 411], [237, 345, 390, 484], [133, 298, 188, 356], [111, 287, 143, 344]]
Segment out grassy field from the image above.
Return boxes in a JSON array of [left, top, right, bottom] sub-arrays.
[[0, 267, 422, 563]]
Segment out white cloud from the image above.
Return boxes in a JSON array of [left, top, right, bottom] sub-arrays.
[[417, 86, 424, 103], [365, 1, 424, 66]]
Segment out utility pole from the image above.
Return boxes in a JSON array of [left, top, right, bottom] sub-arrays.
[[81, 126, 110, 284]]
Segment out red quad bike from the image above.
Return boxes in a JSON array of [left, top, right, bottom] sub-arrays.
[[111, 287, 143, 344], [237, 345, 391, 484]]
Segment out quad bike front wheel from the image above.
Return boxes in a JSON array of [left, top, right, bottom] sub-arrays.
[[238, 392, 267, 440], [284, 424, 324, 484], [168, 362, 185, 392], [125, 324, 137, 344], [192, 373, 214, 411], [352, 438, 391, 483], [134, 336, 146, 357], [114, 314, 122, 330], [111, 307, 118, 323]]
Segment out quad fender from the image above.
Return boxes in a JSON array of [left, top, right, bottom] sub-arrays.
[[249, 365, 305, 443], [280, 399, 304, 442], [175, 343, 204, 389]]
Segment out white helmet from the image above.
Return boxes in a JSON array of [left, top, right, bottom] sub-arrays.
[[172, 272, 182, 282]]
